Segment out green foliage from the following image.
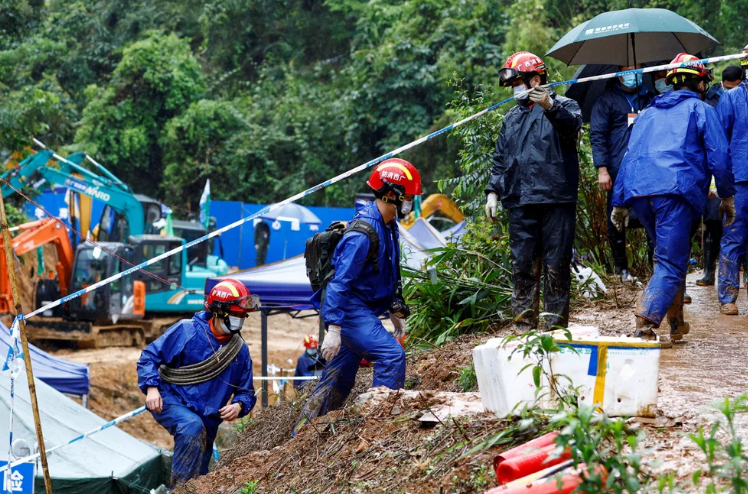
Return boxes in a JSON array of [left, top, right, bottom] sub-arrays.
[[239, 479, 259, 494], [403, 220, 512, 346], [456, 363, 478, 392], [74, 31, 204, 196]]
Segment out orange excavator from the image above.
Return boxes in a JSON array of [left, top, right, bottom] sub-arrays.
[[0, 218, 74, 314]]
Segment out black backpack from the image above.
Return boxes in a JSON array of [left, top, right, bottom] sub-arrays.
[[304, 220, 380, 293]]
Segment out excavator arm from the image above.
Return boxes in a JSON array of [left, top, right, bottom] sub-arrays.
[[0, 150, 146, 236], [0, 218, 75, 313]]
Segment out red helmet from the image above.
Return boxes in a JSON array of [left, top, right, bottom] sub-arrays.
[[303, 334, 319, 349], [666, 53, 712, 85], [205, 279, 258, 317], [499, 52, 547, 87], [367, 158, 423, 198], [742, 44, 748, 67]]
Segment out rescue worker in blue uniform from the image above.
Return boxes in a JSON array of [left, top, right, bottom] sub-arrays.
[[485, 51, 583, 330], [293, 159, 422, 435], [590, 65, 654, 280], [294, 334, 324, 390], [696, 65, 744, 288], [716, 56, 748, 314], [612, 53, 736, 347], [137, 278, 257, 487]]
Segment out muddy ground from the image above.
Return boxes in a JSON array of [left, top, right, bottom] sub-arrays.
[[179, 275, 748, 493]]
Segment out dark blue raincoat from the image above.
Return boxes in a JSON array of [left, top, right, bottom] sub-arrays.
[[613, 90, 735, 325], [717, 80, 748, 304], [137, 311, 255, 486], [294, 350, 324, 390], [295, 200, 404, 435]]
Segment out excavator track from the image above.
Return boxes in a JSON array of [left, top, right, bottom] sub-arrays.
[[26, 316, 181, 349]]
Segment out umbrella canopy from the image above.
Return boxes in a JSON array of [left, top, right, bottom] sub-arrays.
[[547, 8, 719, 66], [257, 202, 322, 230]]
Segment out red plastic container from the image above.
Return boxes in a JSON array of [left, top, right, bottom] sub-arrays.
[[493, 432, 565, 484], [484, 465, 607, 494]]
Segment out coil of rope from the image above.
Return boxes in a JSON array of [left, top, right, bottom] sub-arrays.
[[158, 334, 244, 385]]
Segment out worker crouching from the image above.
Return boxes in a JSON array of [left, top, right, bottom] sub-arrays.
[[137, 279, 257, 488]]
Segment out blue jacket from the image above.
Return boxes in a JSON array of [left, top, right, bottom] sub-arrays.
[[590, 84, 654, 178], [717, 81, 748, 183], [704, 84, 724, 108], [613, 90, 736, 215], [313, 200, 399, 326], [294, 351, 323, 389], [137, 311, 256, 418]]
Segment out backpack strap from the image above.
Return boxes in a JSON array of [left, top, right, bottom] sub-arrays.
[[345, 220, 380, 272]]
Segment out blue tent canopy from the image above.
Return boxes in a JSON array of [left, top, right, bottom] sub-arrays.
[[205, 255, 314, 307], [0, 322, 89, 395]]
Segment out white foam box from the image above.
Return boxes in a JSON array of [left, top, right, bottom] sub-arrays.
[[473, 326, 660, 418]]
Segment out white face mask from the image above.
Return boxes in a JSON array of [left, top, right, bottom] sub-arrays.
[[513, 84, 528, 99], [218, 315, 246, 335], [400, 200, 413, 215]]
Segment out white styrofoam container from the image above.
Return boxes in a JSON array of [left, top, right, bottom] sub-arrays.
[[473, 326, 660, 418], [473, 325, 600, 416]]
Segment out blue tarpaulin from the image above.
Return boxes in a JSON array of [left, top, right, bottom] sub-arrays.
[[0, 322, 89, 396], [205, 256, 313, 307]]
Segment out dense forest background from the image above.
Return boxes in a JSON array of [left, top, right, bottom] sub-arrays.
[[1, 0, 746, 213]]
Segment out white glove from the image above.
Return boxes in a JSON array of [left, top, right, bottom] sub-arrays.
[[529, 86, 553, 110], [610, 206, 630, 232], [485, 192, 499, 222], [390, 314, 406, 340], [321, 324, 342, 361]]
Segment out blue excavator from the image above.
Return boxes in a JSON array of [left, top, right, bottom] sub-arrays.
[[1, 149, 229, 347]]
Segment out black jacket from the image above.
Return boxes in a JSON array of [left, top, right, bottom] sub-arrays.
[[590, 84, 654, 179], [485, 92, 583, 208]]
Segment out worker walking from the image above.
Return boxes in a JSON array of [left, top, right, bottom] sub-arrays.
[[293, 159, 422, 435], [294, 334, 325, 390], [137, 279, 257, 487], [612, 53, 736, 347], [697, 65, 744, 288], [485, 51, 583, 331], [590, 64, 654, 280], [717, 58, 748, 314]]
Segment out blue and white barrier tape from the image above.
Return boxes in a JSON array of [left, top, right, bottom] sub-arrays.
[[22, 50, 748, 322], [0, 406, 147, 473]]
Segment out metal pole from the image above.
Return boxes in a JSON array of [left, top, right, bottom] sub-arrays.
[[261, 309, 268, 408], [0, 196, 53, 494]]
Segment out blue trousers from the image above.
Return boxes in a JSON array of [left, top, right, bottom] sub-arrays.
[[631, 196, 692, 325], [293, 309, 405, 435], [719, 183, 748, 304], [151, 400, 221, 488]]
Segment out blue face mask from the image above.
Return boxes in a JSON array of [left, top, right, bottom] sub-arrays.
[[620, 73, 643, 89], [306, 349, 318, 358], [654, 78, 673, 94]]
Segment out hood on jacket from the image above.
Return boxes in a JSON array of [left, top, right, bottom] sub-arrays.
[[652, 89, 701, 109]]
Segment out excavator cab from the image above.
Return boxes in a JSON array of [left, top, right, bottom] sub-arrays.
[[97, 196, 161, 242], [66, 242, 144, 323]]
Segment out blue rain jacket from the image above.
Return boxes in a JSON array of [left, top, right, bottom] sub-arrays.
[[137, 311, 256, 418], [294, 350, 323, 390], [704, 84, 723, 108], [613, 90, 736, 215], [590, 83, 654, 178], [717, 81, 748, 183], [313, 200, 400, 326]]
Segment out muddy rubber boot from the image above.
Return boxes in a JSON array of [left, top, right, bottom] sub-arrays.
[[721, 303, 739, 315], [633, 316, 672, 349], [666, 289, 690, 342], [683, 291, 692, 304], [696, 235, 716, 286]]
